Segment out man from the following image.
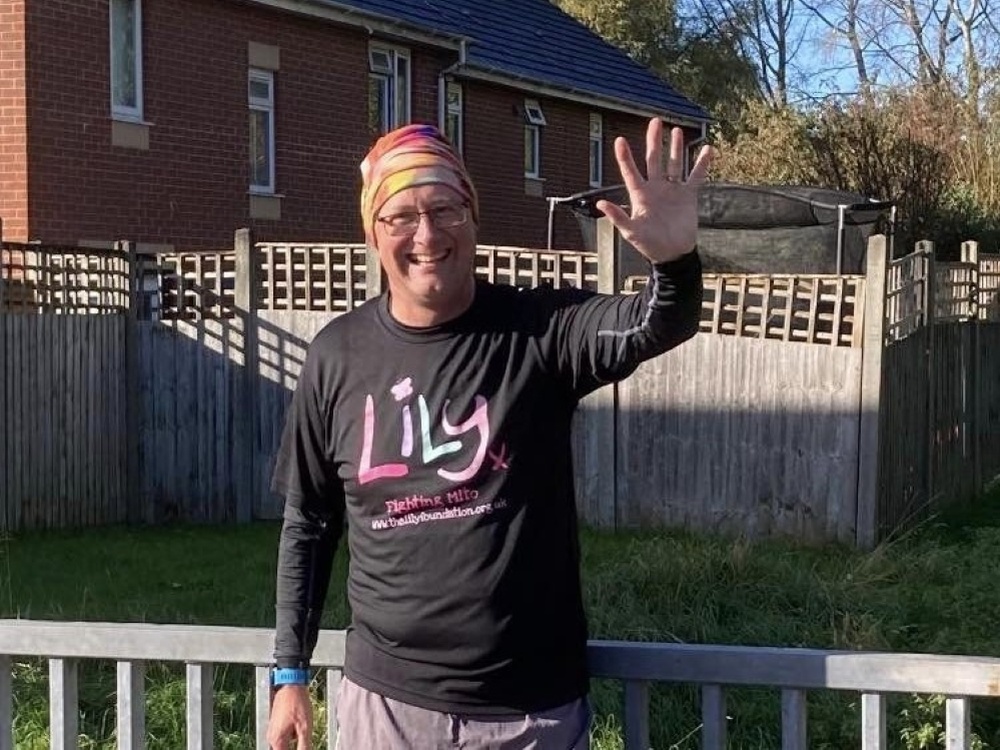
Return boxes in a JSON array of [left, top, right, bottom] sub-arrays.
[[267, 117, 712, 749]]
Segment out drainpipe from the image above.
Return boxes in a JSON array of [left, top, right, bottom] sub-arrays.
[[683, 121, 709, 174], [438, 40, 467, 132], [546, 194, 581, 249]]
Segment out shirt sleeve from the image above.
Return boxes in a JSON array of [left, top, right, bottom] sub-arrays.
[[545, 250, 703, 398], [270, 345, 346, 669]]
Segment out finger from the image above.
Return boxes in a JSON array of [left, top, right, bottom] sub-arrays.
[[595, 199, 632, 230], [687, 144, 714, 185], [613, 136, 644, 193], [645, 118, 663, 181], [664, 127, 686, 181]]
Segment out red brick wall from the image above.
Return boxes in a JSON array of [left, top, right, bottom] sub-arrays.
[[463, 83, 651, 251], [23, 0, 450, 249], [20, 0, 684, 252], [0, 0, 27, 241]]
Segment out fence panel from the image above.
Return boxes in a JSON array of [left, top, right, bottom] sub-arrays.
[[982, 324, 1000, 484], [254, 311, 337, 519], [878, 329, 932, 536], [608, 334, 863, 543], [932, 323, 979, 504], [136, 315, 252, 524], [1, 313, 127, 529], [0, 244, 129, 531]]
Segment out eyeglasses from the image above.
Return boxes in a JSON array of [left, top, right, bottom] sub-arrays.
[[376, 203, 470, 237]]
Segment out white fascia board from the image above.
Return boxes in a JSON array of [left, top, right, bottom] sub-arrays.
[[247, 0, 469, 51], [455, 64, 709, 129]]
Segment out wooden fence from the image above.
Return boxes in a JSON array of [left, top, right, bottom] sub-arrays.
[[1, 222, 997, 546]]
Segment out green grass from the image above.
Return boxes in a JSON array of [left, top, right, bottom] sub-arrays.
[[2, 487, 1000, 748]]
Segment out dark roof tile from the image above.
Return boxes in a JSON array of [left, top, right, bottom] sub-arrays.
[[335, 0, 708, 122]]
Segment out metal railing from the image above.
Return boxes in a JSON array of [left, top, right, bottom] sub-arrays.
[[2, 620, 999, 749]]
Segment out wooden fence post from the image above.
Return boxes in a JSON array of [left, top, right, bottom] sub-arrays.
[[122, 240, 143, 524], [856, 234, 888, 550], [920, 240, 936, 520], [234, 228, 258, 523], [365, 246, 383, 300], [962, 240, 982, 496], [595, 217, 620, 529]]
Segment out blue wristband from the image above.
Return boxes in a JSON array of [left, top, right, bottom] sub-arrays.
[[271, 667, 310, 686]]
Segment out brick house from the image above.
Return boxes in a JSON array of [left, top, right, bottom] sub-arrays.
[[0, 0, 708, 252]]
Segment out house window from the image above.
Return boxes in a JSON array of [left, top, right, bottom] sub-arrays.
[[249, 69, 275, 193], [109, 0, 143, 120], [523, 99, 546, 178], [445, 82, 463, 152], [369, 45, 410, 135], [589, 113, 603, 187]]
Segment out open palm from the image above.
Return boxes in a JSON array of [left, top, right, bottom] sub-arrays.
[[596, 118, 713, 264]]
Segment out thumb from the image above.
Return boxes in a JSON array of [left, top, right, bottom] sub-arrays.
[[297, 723, 312, 750], [595, 200, 631, 232]]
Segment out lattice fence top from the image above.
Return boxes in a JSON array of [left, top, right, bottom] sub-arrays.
[[882, 246, 999, 340], [701, 273, 865, 348], [0, 242, 129, 314], [981, 254, 1000, 322], [6, 238, 992, 350], [473, 245, 599, 290], [258, 244, 369, 312], [886, 251, 930, 343]]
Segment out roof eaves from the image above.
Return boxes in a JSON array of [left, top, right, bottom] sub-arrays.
[[246, 0, 468, 50], [452, 64, 709, 128]]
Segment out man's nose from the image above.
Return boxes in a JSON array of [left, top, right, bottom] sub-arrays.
[[412, 212, 442, 243]]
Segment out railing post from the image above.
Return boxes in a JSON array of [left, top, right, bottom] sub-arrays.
[[0, 655, 10, 750], [623, 679, 650, 750], [234, 228, 258, 523], [861, 692, 886, 749], [117, 660, 146, 750], [946, 697, 972, 750], [781, 688, 807, 750], [701, 684, 726, 750], [327, 667, 342, 750], [186, 663, 214, 750], [50, 658, 79, 750], [856, 234, 888, 549], [254, 665, 270, 750]]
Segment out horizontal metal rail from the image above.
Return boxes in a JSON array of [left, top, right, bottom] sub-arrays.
[[2, 620, 999, 749]]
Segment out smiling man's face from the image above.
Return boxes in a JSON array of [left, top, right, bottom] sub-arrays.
[[373, 183, 478, 327]]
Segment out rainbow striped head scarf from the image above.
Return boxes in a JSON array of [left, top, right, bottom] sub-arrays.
[[360, 124, 479, 238]]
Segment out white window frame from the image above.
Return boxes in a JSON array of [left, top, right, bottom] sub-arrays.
[[249, 69, 276, 194], [109, 0, 143, 121], [589, 113, 603, 187], [524, 99, 547, 126], [445, 81, 463, 153], [369, 44, 411, 135], [523, 99, 545, 178], [524, 124, 541, 178]]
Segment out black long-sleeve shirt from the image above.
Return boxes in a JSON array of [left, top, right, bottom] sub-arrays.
[[270, 251, 702, 714]]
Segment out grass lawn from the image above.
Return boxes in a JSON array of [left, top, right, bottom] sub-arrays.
[[2, 486, 1000, 748]]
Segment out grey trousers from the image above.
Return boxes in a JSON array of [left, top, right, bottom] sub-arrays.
[[334, 677, 591, 749]]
